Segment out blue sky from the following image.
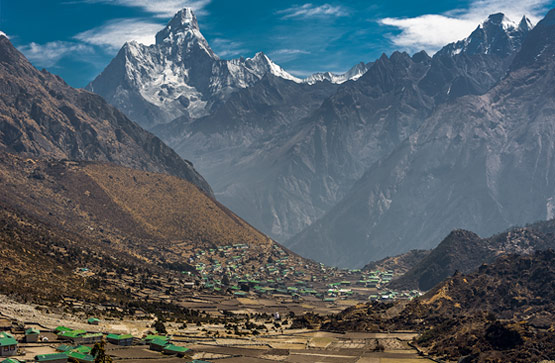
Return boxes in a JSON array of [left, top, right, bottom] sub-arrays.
[[1, 0, 555, 87]]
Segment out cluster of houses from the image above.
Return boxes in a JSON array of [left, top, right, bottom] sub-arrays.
[[0, 323, 210, 363], [187, 243, 423, 303]]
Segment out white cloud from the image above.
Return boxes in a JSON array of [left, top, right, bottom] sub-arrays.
[[271, 49, 311, 56], [74, 19, 163, 49], [278, 3, 348, 19], [18, 41, 94, 67], [78, 0, 211, 18], [210, 38, 249, 58], [380, 0, 552, 54], [269, 48, 311, 62]]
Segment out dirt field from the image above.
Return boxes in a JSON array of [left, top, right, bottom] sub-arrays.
[[0, 293, 435, 363]]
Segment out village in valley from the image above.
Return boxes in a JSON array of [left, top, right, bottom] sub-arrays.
[[73, 241, 421, 318], [0, 242, 427, 363]]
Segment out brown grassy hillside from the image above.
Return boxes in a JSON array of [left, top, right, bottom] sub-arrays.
[[0, 152, 271, 266]]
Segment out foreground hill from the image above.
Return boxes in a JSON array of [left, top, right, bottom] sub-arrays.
[[0, 35, 212, 196], [311, 250, 555, 362], [0, 152, 271, 262], [389, 223, 555, 290]]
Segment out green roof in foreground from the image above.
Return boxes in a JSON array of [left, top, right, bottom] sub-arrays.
[[71, 346, 92, 354], [67, 352, 94, 362], [106, 334, 133, 340], [150, 338, 170, 346], [35, 353, 68, 362], [56, 345, 75, 352], [163, 344, 190, 353], [2, 358, 24, 363], [144, 335, 168, 341], [0, 337, 17, 346], [59, 330, 85, 338]]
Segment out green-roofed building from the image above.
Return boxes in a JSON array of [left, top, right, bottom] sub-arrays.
[[67, 352, 94, 363], [54, 327, 72, 334], [143, 335, 168, 343], [71, 346, 92, 355], [25, 328, 40, 343], [35, 354, 68, 363], [58, 330, 84, 339], [73, 333, 103, 345], [163, 344, 190, 357], [2, 358, 24, 363], [149, 338, 169, 351], [106, 334, 133, 346], [55, 345, 75, 353], [86, 318, 100, 326], [0, 336, 17, 357]]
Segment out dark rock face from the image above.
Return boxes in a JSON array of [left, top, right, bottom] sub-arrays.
[[0, 36, 213, 196], [289, 12, 555, 267], [389, 219, 555, 290]]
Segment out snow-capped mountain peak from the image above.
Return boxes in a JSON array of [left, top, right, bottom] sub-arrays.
[[246, 52, 302, 83], [439, 13, 533, 57], [155, 7, 217, 59], [303, 62, 370, 85]]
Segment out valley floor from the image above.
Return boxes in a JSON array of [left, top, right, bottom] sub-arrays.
[[0, 294, 435, 363]]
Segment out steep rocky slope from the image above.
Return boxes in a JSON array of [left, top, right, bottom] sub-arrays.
[[0, 35, 212, 196], [363, 249, 431, 276], [0, 152, 271, 262], [389, 224, 555, 290], [305, 249, 555, 362], [289, 10, 553, 267]]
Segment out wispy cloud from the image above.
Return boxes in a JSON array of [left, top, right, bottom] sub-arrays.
[[380, 0, 552, 54], [18, 41, 94, 68], [278, 3, 348, 19], [74, 19, 163, 49], [75, 0, 211, 18], [210, 38, 249, 58], [269, 48, 310, 62]]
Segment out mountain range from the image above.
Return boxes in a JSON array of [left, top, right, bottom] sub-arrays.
[[290, 9, 555, 266], [87, 7, 555, 268]]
